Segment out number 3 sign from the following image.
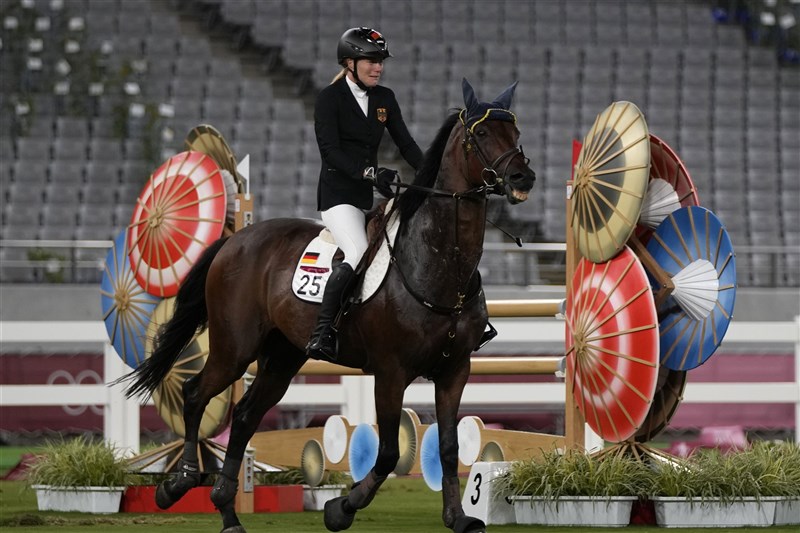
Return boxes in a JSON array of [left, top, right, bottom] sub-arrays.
[[460, 462, 516, 525]]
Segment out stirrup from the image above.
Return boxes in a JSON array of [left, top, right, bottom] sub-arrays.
[[475, 322, 497, 351], [306, 331, 338, 363]]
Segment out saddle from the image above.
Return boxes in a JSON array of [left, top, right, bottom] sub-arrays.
[[291, 199, 399, 306]]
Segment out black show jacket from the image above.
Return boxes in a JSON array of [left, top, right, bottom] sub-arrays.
[[314, 76, 423, 211]]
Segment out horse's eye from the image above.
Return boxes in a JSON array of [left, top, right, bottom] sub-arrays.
[[476, 128, 487, 137]]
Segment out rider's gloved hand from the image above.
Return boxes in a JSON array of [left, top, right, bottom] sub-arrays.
[[375, 167, 399, 198]]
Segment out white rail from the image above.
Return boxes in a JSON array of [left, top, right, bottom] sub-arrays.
[[1, 317, 798, 453]]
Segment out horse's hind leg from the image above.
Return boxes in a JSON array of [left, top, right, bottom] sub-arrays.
[[155, 356, 243, 510], [324, 377, 404, 532], [211, 332, 307, 533], [436, 365, 486, 533]]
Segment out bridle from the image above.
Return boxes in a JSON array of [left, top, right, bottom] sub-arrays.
[[458, 108, 530, 197], [381, 110, 532, 364], [391, 110, 530, 200]]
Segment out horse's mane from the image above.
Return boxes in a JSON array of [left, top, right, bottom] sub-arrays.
[[396, 110, 461, 223]]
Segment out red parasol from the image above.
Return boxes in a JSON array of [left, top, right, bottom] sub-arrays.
[[566, 246, 660, 443], [636, 134, 700, 242], [127, 151, 227, 297]]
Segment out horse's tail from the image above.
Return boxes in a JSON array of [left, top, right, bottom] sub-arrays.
[[123, 236, 229, 400]]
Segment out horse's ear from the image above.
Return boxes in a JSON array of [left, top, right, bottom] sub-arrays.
[[493, 81, 518, 110], [462, 78, 479, 112]]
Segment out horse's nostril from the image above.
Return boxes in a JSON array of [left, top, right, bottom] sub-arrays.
[[510, 173, 534, 191]]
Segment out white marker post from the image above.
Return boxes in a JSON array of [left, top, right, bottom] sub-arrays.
[[461, 462, 516, 525]]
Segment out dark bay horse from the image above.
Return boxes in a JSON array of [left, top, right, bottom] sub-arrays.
[[124, 78, 536, 533]]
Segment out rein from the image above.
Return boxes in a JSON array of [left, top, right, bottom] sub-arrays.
[[382, 117, 525, 360]]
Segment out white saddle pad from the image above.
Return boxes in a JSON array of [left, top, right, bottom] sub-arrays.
[[292, 203, 400, 304]]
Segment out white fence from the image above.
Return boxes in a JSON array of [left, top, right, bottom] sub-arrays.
[[1, 318, 799, 454]]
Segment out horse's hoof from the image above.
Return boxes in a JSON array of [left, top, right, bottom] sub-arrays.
[[155, 483, 175, 509], [324, 496, 355, 532], [453, 515, 486, 533], [155, 472, 200, 509], [220, 527, 247, 533], [210, 474, 239, 509]]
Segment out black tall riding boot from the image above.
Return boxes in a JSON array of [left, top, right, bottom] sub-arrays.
[[306, 263, 355, 362]]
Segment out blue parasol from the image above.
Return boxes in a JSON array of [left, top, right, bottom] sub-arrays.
[[100, 230, 161, 368], [420, 423, 442, 491], [348, 423, 378, 483], [645, 206, 737, 370]]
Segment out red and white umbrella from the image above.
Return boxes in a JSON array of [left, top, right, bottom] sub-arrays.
[[636, 134, 700, 242], [566, 246, 660, 443], [128, 151, 227, 297]]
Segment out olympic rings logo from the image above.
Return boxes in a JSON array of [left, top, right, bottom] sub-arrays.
[[46, 369, 103, 416]]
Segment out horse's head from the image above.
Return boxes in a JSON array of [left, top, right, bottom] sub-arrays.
[[458, 78, 536, 204]]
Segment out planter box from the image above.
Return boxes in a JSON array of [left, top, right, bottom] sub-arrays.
[[303, 484, 346, 511], [123, 485, 216, 513], [33, 485, 124, 514], [123, 485, 303, 513], [254, 485, 303, 513], [652, 497, 776, 528], [511, 495, 636, 526], [773, 498, 800, 526]]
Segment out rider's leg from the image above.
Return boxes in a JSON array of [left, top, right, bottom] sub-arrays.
[[306, 204, 367, 362]]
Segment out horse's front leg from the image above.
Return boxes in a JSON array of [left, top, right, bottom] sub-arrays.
[[324, 376, 404, 532], [435, 361, 486, 533]]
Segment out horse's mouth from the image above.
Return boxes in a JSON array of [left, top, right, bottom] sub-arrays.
[[510, 188, 529, 202]]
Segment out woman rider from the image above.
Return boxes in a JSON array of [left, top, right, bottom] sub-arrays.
[[306, 27, 424, 362]]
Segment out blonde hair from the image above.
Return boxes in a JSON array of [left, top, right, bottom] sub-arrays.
[[331, 67, 348, 84]]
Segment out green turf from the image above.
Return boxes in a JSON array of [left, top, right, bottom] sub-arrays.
[[1, 479, 798, 532]]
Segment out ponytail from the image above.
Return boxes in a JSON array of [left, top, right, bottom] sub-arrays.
[[331, 67, 348, 84]]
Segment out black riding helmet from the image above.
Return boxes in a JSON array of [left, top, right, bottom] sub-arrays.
[[337, 27, 392, 66]]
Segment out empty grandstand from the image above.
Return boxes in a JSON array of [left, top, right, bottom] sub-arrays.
[[1, 0, 798, 447], [0, 0, 797, 287]]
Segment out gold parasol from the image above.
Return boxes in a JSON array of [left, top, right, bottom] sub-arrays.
[[300, 439, 326, 487], [185, 124, 243, 230], [572, 101, 651, 263], [146, 297, 232, 439], [186, 124, 243, 191]]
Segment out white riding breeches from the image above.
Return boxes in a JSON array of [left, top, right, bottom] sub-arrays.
[[321, 203, 368, 268]]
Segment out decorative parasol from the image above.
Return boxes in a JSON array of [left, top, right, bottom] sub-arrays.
[[633, 367, 687, 442], [644, 206, 737, 370], [100, 230, 161, 368], [479, 441, 504, 462], [636, 134, 700, 242], [420, 423, 442, 491], [185, 124, 243, 191], [348, 423, 378, 483], [322, 415, 353, 465], [457, 416, 484, 467], [128, 151, 227, 297], [185, 124, 243, 229], [300, 439, 326, 487], [395, 408, 421, 476], [146, 298, 232, 438], [566, 245, 660, 442], [572, 101, 651, 263]]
